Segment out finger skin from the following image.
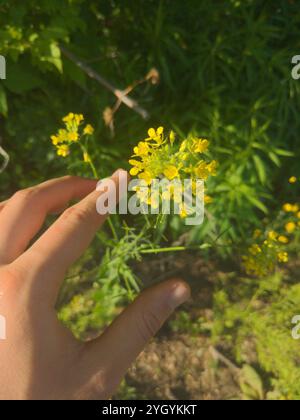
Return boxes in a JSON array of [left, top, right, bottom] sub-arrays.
[[15, 170, 128, 301], [0, 200, 8, 212], [77, 279, 190, 398], [0, 176, 97, 265]]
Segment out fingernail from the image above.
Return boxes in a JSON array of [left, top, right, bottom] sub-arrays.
[[168, 282, 191, 310]]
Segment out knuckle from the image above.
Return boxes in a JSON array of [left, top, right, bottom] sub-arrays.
[[138, 308, 162, 342], [61, 205, 89, 224], [13, 187, 38, 202]]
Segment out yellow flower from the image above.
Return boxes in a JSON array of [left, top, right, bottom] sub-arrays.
[[51, 135, 59, 145], [162, 184, 182, 203], [249, 244, 262, 256], [74, 114, 84, 125], [169, 130, 175, 144], [179, 204, 188, 219], [179, 140, 187, 152], [181, 153, 189, 161], [58, 129, 69, 142], [283, 203, 293, 212], [147, 128, 156, 138], [51, 112, 95, 160], [83, 124, 94, 135], [56, 144, 70, 157], [130, 167, 140, 176], [156, 126, 164, 135], [68, 131, 79, 142], [277, 252, 289, 263], [278, 235, 289, 244], [195, 161, 209, 180], [129, 126, 217, 207], [138, 170, 153, 185], [204, 195, 213, 204], [268, 231, 278, 241], [253, 229, 262, 239], [297, 212, 300, 219], [263, 239, 274, 249], [291, 204, 299, 213], [63, 112, 74, 123], [193, 138, 209, 153], [206, 160, 218, 176], [289, 176, 297, 184], [147, 127, 165, 146], [164, 165, 179, 180], [134, 142, 149, 157], [285, 222, 296, 234], [63, 112, 84, 126], [82, 152, 91, 163]]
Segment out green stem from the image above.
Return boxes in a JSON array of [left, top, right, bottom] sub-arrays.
[[107, 217, 118, 241], [80, 143, 118, 241], [245, 287, 263, 313], [88, 157, 98, 180], [141, 243, 211, 254]]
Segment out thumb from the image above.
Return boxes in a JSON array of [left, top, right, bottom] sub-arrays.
[[84, 279, 190, 390]]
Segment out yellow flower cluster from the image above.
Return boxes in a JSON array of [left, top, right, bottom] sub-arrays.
[[244, 178, 299, 277], [243, 230, 289, 277], [129, 127, 217, 217], [129, 127, 217, 218], [129, 127, 217, 182], [282, 202, 300, 233], [50, 113, 94, 158]]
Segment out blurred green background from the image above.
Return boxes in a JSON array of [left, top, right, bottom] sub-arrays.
[[1, 0, 300, 400]]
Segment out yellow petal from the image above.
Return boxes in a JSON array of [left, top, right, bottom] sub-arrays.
[[130, 167, 140, 176], [148, 128, 156, 138]]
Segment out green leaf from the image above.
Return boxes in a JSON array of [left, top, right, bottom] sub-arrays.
[[0, 85, 8, 116], [268, 151, 280, 167], [246, 195, 268, 214], [274, 148, 294, 157], [4, 59, 42, 93], [240, 365, 264, 400], [47, 42, 63, 73], [253, 155, 266, 184]]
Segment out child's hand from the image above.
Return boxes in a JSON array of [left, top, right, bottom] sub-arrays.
[[0, 172, 190, 399]]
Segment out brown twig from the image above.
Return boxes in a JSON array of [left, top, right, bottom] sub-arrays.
[[0, 144, 9, 173], [209, 346, 241, 375], [59, 45, 149, 120]]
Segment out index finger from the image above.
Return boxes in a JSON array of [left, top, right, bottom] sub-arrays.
[[16, 170, 128, 302], [0, 176, 97, 265]]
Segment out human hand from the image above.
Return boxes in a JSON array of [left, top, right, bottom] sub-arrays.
[[0, 172, 190, 399]]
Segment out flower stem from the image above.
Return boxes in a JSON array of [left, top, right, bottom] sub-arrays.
[[80, 143, 118, 241], [141, 243, 211, 254]]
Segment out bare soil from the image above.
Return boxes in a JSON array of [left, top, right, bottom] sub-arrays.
[[115, 252, 242, 400]]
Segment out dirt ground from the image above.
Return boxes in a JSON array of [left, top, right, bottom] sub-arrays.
[[123, 334, 241, 400], [115, 252, 242, 400]]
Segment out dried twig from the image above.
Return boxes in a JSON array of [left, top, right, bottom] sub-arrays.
[[60, 45, 149, 120], [209, 346, 241, 375], [0, 144, 9, 173]]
